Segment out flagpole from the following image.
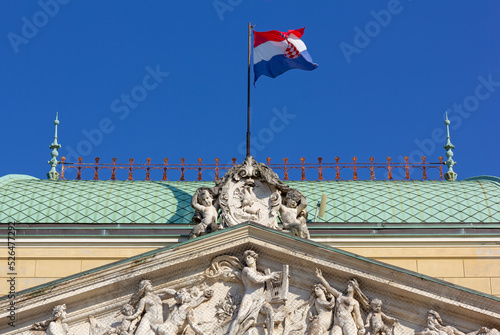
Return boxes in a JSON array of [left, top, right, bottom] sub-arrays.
[[246, 22, 252, 158]]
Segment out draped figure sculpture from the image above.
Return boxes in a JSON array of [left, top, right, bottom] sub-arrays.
[[227, 250, 282, 335]]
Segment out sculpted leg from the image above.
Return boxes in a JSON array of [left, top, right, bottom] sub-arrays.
[[261, 303, 275, 335], [330, 325, 343, 335]]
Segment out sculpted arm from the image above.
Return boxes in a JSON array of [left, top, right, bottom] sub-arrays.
[[381, 312, 398, 324], [158, 288, 177, 297], [126, 299, 145, 320], [315, 268, 341, 298], [353, 301, 365, 335], [191, 192, 204, 212], [297, 196, 308, 218], [365, 312, 374, 328], [186, 307, 204, 335], [245, 268, 280, 283]]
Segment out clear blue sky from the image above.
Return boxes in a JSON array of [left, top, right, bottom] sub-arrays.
[[1, 1, 499, 180]]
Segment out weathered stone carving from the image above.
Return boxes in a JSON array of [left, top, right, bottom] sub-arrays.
[[88, 280, 214, 335], [214, 292, 241, 326], [190, 187, 220, 239], [204, 249, 289, 335], [227, 250, 284, 335], [89, 303, 140, 335], [23, 252, 500, 335], [125, 279, 164, 335], [416, 310, 466, 335], [91, 303, 138, 335], [315, 268, 368, 335], [32, 304, 74, 335], [151, 286, 213, 335], [364, 298, 398, 335], [279, 189, 309, 239], [189, 156, 310, 239], [414, 310, 500, 335], [305, 284, 335, 335]]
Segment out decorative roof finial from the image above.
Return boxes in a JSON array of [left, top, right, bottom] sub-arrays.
[[443, 111, 457, 181], [47, 113, 61, 180]]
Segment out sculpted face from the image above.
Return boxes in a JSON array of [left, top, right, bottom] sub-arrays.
[[372, 301, 382, 313], [245, 254, 256, 266], [314, 285, 325, 297], [175, 289, 191, 304], [199, 191, 213, 207], [54, 305, 67, 321], [285, 193, 299, 208], [122, 304, 134, 316], [427, 313, 437, 325]]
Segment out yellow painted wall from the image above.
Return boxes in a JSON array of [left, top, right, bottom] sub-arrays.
[[1, 245, 499, 297], [342, 246, 500, 296]]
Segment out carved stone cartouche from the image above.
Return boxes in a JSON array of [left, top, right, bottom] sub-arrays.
[[189, 156, 311, 239]]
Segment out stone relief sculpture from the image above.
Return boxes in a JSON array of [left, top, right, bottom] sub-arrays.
[[32, 304, 74, 335], [413, 310, 500, 335], [416, 310, 465, 335], [151, 287, 213, 335], [279, 189, 309, 239], [305, 284, 335, 335], [227, 250, 283, 335], [204, 250, 290, 334], [29, 259, 500, 335], [89, 304, 139, 335], [125, 279, 165, 335], [189, 156, 311, 239], [190, 187, 220, 239], [364, 299, 398, 335], [315, 268, 368, 335], [88, 280, 213, 335], [97, 304, 138, 335]]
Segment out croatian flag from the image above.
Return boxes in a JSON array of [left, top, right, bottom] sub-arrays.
[[253, 27, 318, 84]]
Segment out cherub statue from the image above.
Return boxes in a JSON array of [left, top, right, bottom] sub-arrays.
[[32, 304, 74, 335], [365, 298, 398, 335], [189, 187, 219, 239], [279, 189, 310, 239], [103, 304, 139, 335], [151, 287, 213, 335]]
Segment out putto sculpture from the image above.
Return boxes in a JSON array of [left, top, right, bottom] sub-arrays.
[[189, 187, 220, 239], [364, 298, 398, 335], [189, 156, 310, 239]]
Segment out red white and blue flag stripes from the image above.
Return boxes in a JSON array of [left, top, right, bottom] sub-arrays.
[[253, 27, 318, 83]]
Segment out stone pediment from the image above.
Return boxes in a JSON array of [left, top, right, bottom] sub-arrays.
[[2, 224, 499, 335]]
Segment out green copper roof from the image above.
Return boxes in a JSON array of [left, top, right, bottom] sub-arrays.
[[0, 175, 499, 223]]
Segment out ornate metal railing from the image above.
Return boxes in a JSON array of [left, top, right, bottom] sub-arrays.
[[59, 156, 444, 181]]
